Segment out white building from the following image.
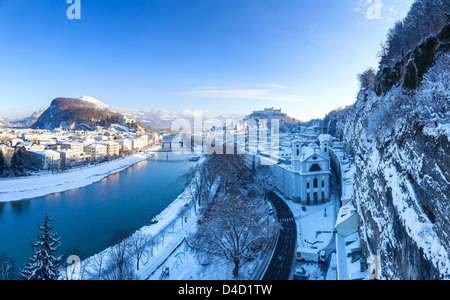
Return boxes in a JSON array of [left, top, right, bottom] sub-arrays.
[[252, 134, 332, 205], [335, 202, 368, 280], [98, 141, 120, 157], [59, 149, 89, 167], [60, 141, 85, 154], [290, 136, 331, 205], [117, 139, 133, 152], [84, 143, 107, 160], [132, 136, 148, 150]]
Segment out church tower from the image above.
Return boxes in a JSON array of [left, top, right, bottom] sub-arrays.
[[292, 140, 302, 171], [291, 140, 302, 203], [319, 135, 331, 157]]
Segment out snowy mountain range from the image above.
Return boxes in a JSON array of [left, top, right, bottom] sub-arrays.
[[27, 96, 246, 130], [0, 110, 45, 128], [94, 98, 247, 129], [0, 117, 9, 127]]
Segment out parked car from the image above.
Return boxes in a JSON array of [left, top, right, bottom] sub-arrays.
[[293, 268, 309, 280]]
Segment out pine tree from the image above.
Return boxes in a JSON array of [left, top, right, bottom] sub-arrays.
[[0, 151, 6, 176], [11, 150, 24, 176], [20, 214, 62, 280]]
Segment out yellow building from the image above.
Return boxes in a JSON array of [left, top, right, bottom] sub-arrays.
[[0, 145, 14, 166]]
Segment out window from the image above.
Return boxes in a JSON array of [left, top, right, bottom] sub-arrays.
[[321, 181, 325, 188], [307, 182, 310, 189], [313, 178, 318, 188], [307, 193, 310, 204], [310, 164, 321, 172]]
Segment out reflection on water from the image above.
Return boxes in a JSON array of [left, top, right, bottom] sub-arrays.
[[10, 199, 31, 214], [0, 153, 196, 271]]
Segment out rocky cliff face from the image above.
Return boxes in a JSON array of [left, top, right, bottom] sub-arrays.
[[330, 24, 450, 279]]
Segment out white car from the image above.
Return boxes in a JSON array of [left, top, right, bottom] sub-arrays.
[[293, 268, 309, 280]]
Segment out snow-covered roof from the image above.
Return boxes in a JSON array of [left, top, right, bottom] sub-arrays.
[[85, 143, 107, 149], [29, 150, 60, 157], [336, 232, 367, 280], [97, 140, 119, 145], [335, 202, 357, 229], [318, 134, 332, 142], [300, 146, 327, 162]]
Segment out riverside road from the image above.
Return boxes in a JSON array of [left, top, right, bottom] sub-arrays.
[[263, 191, 297, 280]]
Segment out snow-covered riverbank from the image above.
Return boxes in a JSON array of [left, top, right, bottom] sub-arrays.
[[0, 146, 161, 202], [72, 176, 267, 280]]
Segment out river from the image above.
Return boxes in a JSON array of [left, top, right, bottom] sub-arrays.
[[0, 152, 197, 276]]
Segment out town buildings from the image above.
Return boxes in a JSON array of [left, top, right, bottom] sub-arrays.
[[0, 127, 161, 170]]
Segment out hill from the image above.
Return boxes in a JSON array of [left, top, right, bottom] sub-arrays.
[[31, 97, 123, 131]]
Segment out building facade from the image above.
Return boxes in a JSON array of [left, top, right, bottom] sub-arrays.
[[132, 136, 149, 150], [59, 149, 89, 167], [84, 143, 107, 160], [291, 136, 331, 205], [27, 150, 61, 170], [0, 145, 14, 166], [98, 141, 120, 157], [117, 139, 133, 152], [252, 134, 332, 205], [60, 141, 85, 154]]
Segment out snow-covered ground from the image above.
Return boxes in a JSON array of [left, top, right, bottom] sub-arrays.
[[145, 240, 263, 280], [0, 146, 161, 202], [70, 176, 267, 280], [276, 180, 338, 252]]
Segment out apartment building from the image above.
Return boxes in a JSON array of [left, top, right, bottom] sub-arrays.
[[117, 139, 133, 152], [60, 141, 85, 154], [84, 143, 108, 160], [27, 150, 61, 170], [132, 136, 148, 150], [97, 141, 120, 157], [59, 149, 89, 167], [147, 132, 161, 144]]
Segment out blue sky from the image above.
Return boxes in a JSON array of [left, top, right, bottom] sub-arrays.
[[0, 0, 413, 120]]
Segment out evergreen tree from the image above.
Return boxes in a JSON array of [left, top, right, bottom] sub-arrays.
[[20, 214, 62, 280], [0, 151, 6, 176], [11, 150, 24, 176]]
